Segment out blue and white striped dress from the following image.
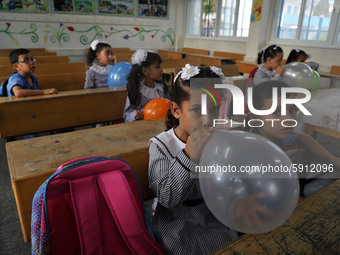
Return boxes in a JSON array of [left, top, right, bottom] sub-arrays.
[[148, 128, 238, 255]]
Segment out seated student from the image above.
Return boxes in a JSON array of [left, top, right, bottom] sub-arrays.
[[286, 49, 319, 71], [246, 80, 340, 195], [148, 65, 275, 254], [7, 48, 58, 97], [123, 49, 170, 122], [84, 40, 113, 89], [253, 45, 284, 87]]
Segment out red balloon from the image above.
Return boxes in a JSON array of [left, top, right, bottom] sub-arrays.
[[143, 98, 171, 120]]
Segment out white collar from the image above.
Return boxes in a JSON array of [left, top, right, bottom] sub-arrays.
[[90, 64, 113, 75]]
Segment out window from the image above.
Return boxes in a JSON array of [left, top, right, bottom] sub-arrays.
[[187, 0, 252, 38], [273, 0, 340, 46]]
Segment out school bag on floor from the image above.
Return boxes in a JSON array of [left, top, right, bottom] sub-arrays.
[[31, 156, 163, 255]]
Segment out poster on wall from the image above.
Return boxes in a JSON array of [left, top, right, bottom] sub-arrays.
[[250, 0, 262, 22], [52, 0, 94, 13], [0, 0, 49, 13], [138, 0, 168, 18], [98, 0, 134, 16]]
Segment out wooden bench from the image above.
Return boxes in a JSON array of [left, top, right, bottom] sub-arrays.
[[213, 179, 340, 254], [158, 50, 183, 60], [213, 51, 245, 61], [112, 47, 130, 52], [182, 47, 209, 55], [6, 117, 166, 242], [0, 48, 57, 57], [0, 87, 127, 138], [162, 58, 200, 68], [236, 61, 258, 74], [0, 62, 86, 77], [0, 55, 69, 66], [185, 54, 235, 66], [114, 54, 133, 63], [0, 73, 85, 92]]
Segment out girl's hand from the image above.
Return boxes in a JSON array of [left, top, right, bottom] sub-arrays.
[[134, 110, 143, 120], [43, 88, 58, 95], [185, 127, 213, 162], [232, 191, 275, 227], [276, 65, 284, 76]]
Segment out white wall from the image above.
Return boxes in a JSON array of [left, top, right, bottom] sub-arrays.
[[0, 2, 178, 62]]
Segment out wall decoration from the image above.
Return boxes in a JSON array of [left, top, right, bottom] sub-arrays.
[[43, 23, 70, 46], [250, 0, 262, 22], [0, 0, 48, 12], [0, 22, 39, 46], [98, 0, 134, 16], [73, 25, 174, 46], [138, 0, 168, 18]]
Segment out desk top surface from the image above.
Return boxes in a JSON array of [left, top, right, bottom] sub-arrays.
[[214, 178, 340, 254], [6, 118, 166, 180], [302, 88, 340, 132]]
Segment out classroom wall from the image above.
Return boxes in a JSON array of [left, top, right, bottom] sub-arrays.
[[0, 1, 177, 62], [181, 0, 340, 72]]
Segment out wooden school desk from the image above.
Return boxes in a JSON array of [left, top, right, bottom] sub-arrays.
[[302, 88, 340, 140], [0, 88, 126, 138], [213, 178, 340, 254], [6, 118, 166, 242]]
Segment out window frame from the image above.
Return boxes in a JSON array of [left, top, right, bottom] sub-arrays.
[[269, 0, 340, 49], [186, 0, 250, 42]]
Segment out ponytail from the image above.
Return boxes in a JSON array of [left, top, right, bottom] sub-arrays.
[[257, 45, 283, 64]]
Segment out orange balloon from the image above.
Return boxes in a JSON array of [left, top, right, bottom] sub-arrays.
[[143, 98, 171, 120]]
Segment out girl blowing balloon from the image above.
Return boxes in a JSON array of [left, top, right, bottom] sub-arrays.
[[148, 64, 239, 254], [253, 45, 284, 86]]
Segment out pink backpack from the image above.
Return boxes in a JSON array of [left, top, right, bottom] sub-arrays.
[[31, 156, 163, 255]]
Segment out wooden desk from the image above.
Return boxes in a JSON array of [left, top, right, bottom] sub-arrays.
[[6, 118, 166, 242], [214, 179, 340, 254], [0, 62, 86, 76], [185, 53, 235, 66], [0, 55, 69, 66], [0, 88, 126, 138], [236, 61, 257, 74], [158, 50, 184, 60], [0, 72, 85, 92]]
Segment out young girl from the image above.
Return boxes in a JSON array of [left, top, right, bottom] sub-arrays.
[[123, 49, 170, 122], [253, 44, 284, 87], [286, 49, 309, 64], [148, 65, 239, 254], [84, 40, 113, 89], [247, 80, 340, 195], [286, 49, 319, 71]]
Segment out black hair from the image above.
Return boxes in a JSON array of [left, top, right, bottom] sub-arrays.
[[166, 66, 222, 130], [126, 51, 168, 106], [9, 48, 30, 65], [286, 49, 309, 64], [86, 42, 112, 65], [257, 45, 283, 64]]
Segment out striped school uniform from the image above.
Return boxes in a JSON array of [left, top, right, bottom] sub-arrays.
[[148, 128, 238, 255]]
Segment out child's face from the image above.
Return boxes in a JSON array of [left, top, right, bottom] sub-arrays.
[[144, 62, 163, 81], [296, 55, 307, 62], [255, 97, 298, 142], [96, 46, 113, 66], [267, 52, 283, 70], [177, 88, 217, 135], [13, 53, 36, 74]]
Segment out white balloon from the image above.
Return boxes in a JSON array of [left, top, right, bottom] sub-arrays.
[[282, 62, 314, 88], [199, 129, 299, 234]]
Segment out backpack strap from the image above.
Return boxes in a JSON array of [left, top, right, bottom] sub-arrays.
[[97, 171, 163, 255], [69, 175, 104, 254]]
